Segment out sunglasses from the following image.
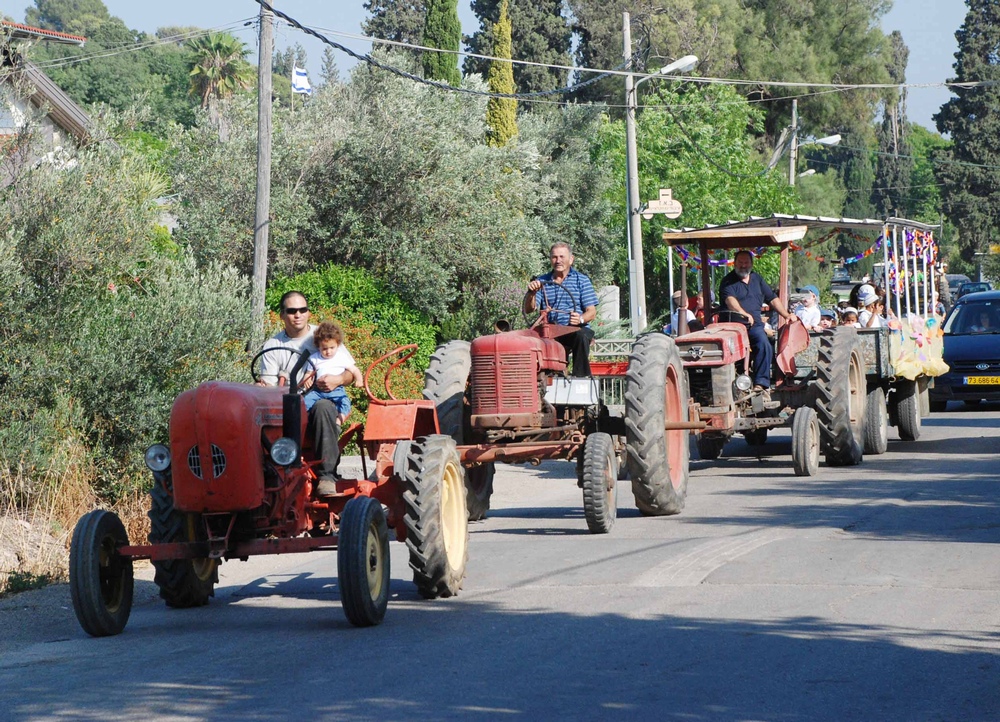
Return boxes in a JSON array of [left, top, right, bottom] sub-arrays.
[[283, 306, 309, 315]]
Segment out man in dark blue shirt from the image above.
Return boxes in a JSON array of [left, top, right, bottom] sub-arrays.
[[523, 242, 599, 376], [719, 250, 796, 392]]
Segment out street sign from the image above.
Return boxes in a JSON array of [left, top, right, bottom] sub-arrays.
[[989, 244, 1000, 254], [641, 188, 683, 220]]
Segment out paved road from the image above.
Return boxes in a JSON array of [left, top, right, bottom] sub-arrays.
[[2, 404, 999, 721]]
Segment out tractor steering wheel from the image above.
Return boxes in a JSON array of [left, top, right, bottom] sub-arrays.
[[250, 346, 317, 393]]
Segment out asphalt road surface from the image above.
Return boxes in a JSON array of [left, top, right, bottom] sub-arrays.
[[3, 403, 999, 721]]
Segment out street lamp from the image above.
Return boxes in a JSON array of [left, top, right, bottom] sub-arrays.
[[624, 13, 697, 335], [788, 98, 840, 186]]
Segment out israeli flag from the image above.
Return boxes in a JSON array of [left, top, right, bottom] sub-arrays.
[[292, 65, 312, 95]]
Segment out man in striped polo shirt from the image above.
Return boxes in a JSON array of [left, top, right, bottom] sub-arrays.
[[523, 242, 599, 377]]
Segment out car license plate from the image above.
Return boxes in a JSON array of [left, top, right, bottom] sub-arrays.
[[964, 376, 1000, 385]]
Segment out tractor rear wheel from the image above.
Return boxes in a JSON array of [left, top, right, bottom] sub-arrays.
[[338, 496, 390, 627], [895, 380, 922, 440], [401, 435, 469, 598], [70, 510, 133, 637], [424, 340, 495, 521], [864, 386, 889, 455], [791, 407, 820, 477], [581, 432, 617, 534], [625, 333, 690, 515], [815, 328, 866, 466], [148, 479, 219, 608], [696, 435, 726, 461]]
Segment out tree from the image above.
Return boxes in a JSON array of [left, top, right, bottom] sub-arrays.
[[274, 43, 308, 78], [186, 31, 255, 123], [320, 47, 341, 86], [486, 0, 517, 146], [832, 130, 879, 279], [871, 31, 913, 218], [25, 0, 110, 36], [934, 0, 1000, 265], [363, 0, 426, 45], [421, 0, 461, 85], [465, 0, 571, 94]]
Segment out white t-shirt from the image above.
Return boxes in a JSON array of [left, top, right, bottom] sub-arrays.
[[671, 308, 696, 333], [308, 344, 357, 383], [795, 305, 822, 329], [260, 325, 317, 386], [858, 309, 883, 328]]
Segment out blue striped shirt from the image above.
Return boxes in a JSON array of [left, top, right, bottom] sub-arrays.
[[534, 268, 599, 326]]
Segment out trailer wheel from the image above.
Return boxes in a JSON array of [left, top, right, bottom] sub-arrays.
[[625, 333, 690, 515], [338, 496, 390, 627], [70, 510, 133, 637], [148, 479, 218, 608], [401, 435, 469, 598], [815, 328, 866, 466], [696, 435, 726, 460], [581, 432, 618, 534], [864, 387, 889, 455], [791, 407, 820, 477], [744, 428, 768, 446], [895, 379, 921, 441], [424, 341, 495, 521]]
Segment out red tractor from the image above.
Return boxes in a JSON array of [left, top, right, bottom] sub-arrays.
[[664, 225, 867, 475], [69, 346, 469, 636], [422, 283, 695, 533]]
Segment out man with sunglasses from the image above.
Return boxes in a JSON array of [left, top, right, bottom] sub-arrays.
[[259, 291, 353, 497]]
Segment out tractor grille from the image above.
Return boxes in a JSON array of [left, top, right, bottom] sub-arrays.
[[471, 352, 536, 414], [186, 445, 226, 479]]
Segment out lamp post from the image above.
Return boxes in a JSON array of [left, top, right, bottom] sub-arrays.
[[624, 11, 696, 335], [788, 98, 840, 186]]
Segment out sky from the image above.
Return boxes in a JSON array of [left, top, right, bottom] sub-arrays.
[[15, 1, 969, 131]]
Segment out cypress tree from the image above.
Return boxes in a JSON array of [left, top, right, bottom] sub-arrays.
[[422, 0, 462, 86], [486, 0, 517, 146], [872, 31, 913, 218], [935, 0, 1000, 264]]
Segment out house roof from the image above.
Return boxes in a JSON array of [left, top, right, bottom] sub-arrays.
[[16, 58, 93, 140], [1, 20, 86, 46]]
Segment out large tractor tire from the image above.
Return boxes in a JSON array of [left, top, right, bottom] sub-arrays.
[[580, 432, 618, 534], [148, 479, 219, 608], [791, 407, 820, 477], [70, 510, 133, 637], [864, 386, 889, 455], [815, 328, 866, 467], [895, 379, 921, 441], [625, 333, 690, 515], [423, 341, 494, 521], [401, 435, 469, 599], [338, 496, 390, 627]]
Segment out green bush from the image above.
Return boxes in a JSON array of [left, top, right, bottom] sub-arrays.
[[267, 263, 437, 368]]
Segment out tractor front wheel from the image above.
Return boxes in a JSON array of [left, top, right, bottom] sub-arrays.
[[791, 407, 820, 477], [580, 432, 618, 534], [338, 496, 390, 627], [401, 435, 469, 598], [864, 386, 889, 455], [70, 510, 134, 637], [148, 480, 219, 608], [625, 333, 690, 515]]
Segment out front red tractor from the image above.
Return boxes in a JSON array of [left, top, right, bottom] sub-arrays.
[[69, 346, 468, 637]]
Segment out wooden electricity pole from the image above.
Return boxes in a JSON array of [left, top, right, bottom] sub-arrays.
[[251, 1, 274, 347]]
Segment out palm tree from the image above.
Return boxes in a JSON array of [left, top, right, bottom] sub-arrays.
[[186, 32, 255, 123]]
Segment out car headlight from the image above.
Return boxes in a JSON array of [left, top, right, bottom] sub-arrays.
[[270, 437, 300, 467], [144, 444, 171, 472]]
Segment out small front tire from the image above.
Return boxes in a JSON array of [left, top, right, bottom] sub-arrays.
[[791, 407, 820, 477], [70, 510, 134, 637], [338, 496, 390, 627], [863, 387, 889, 455], [581, 432, 618, 534]]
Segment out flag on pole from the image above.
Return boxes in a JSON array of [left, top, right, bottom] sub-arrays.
[[292, 65, 312, 95]]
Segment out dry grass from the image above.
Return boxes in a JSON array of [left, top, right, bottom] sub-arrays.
[[0, 441, 151, 597]]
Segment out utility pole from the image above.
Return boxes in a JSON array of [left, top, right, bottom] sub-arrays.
[[251, 1, 274, 347], [788, 98, 798, 186], [623, 11, 647, 336]]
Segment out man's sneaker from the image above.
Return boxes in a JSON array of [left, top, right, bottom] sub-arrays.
[[752, 385, 771, 402], [315, 477, 339, 497]]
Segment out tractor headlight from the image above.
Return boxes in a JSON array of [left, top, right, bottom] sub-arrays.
[[144, 444, 171, 472], [270, 437, 299, 467], [735, 374, 753, 392]]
